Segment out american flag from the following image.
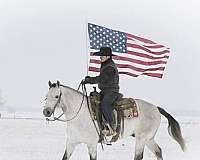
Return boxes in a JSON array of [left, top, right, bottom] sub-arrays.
[[88, 23, 170, 78]]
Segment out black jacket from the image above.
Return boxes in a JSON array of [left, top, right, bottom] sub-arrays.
[[86, 58, 119, 93]]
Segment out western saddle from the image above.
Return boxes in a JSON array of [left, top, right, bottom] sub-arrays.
[[89, 87, 138, 143]]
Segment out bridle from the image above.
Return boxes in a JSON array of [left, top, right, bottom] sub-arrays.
[[52, 91, 62, 114], [46, 84, 84, 122]]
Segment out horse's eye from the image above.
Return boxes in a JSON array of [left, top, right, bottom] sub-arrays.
[[55, 95, 59, 98]]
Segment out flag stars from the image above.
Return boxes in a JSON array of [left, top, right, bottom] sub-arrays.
[[88, 23, 127, 53]]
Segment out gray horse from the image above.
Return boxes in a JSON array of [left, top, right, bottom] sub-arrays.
[[43, 81, 186, 160]]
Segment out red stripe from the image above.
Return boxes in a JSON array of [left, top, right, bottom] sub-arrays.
[[127, 43, 170, 55], [143, 44, 166, 49], [118, 72, 138, 77], [119, 72, 163, 78], [113, 56, 167, 66], [127, 51, 169, 60], [90, 59, 101, 64], [126, 33, 156, 44], [143, 72, 163, 78], [89, 67, 100, 72]]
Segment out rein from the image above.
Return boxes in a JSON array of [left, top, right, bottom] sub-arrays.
[[82, 83, 104, 150]]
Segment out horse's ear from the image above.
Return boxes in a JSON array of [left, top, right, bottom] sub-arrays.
[[48, 81, 52, 88], [57, 80, 60, 87]]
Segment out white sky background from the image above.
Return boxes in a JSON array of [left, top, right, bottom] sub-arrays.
[[0, 0, 200, 114]]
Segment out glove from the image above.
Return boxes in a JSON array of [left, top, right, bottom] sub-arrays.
[[82, 76, 91, 84]]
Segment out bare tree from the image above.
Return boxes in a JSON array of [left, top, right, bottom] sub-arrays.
[[0, 89, 5, 106]]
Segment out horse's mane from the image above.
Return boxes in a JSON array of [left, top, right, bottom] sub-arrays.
[[60, 84, 84, 96], [50, 82, 84, 96]]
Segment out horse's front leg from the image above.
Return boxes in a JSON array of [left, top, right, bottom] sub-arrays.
[[87, 144, 97, 160], [62, 142, 76, 160], [134, 137, 146, 160]]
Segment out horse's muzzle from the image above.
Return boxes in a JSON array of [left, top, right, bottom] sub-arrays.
[[43, 107, 53, 117]]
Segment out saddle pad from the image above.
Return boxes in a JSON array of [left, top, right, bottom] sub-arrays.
[[114, 98, 138, 118]]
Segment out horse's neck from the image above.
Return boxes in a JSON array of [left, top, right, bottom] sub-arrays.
[[60, 86, 89, 120], [60, 86, 99, 139]]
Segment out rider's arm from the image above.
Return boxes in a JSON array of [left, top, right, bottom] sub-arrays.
[[84, 66, 115, 84]]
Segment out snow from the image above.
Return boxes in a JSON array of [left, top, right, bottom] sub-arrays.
[[0, 116, 199, 160]]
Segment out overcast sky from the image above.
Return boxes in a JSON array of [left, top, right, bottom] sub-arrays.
[[0, 0, 200, 114]]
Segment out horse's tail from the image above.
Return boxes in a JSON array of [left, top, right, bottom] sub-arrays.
[[157, 107, 186, 152]]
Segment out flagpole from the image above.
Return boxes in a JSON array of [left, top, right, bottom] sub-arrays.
[[85, 20, 89, 76]]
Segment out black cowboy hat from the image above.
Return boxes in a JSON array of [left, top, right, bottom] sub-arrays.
[[93, 47, 116, 56]]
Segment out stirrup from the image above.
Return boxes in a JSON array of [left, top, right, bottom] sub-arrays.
[[102, 124, 117, 136]]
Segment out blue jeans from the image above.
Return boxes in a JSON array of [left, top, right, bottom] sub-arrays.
[[99, 91, 119, 125]]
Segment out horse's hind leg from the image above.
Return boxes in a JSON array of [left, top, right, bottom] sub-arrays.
[[146, 139, 163, 160], [87, 144, 97, 160]]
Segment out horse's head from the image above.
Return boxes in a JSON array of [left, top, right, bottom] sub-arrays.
[[43, 80, 62, 117]]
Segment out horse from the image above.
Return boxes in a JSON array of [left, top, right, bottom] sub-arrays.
[[43, 81, 186, 160]]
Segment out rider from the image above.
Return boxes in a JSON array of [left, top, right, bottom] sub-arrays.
[[83, 47, 119, 135]]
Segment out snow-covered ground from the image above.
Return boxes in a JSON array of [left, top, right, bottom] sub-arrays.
[[0, 116, 199, 160]]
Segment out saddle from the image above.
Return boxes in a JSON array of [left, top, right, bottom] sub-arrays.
[[89, 87, 138, 143]]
